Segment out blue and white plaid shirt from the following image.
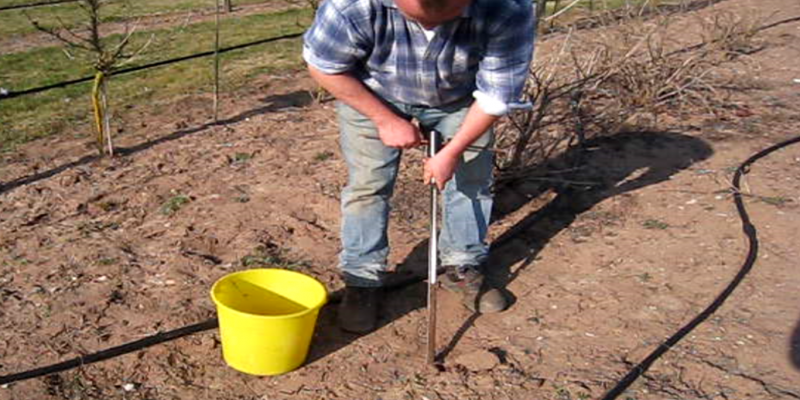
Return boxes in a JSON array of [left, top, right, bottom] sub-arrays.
[[303, 0, 536, 114]]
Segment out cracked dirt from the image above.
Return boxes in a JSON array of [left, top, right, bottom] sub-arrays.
[[1, 0, 800, 399]]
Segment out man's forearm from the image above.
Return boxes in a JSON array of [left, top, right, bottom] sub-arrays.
[[439, 102, 499, 159], [308, 65, 402, 126]]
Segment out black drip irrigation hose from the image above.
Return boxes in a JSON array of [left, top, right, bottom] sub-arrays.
[[0, 0, 77, 12], [0, 31, 304, 101], [0, 135, 799, 390], [0, 270, 429, 386], [600, 133, 800, 400], [3, 12, 796, 101], [0, 319, 217, 386]]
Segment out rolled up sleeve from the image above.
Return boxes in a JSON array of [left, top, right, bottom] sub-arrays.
[[474, 2, 536, 115], [302, 0, 368, 74]]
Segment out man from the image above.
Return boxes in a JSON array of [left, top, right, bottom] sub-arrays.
[[303, 0, 535, 333]]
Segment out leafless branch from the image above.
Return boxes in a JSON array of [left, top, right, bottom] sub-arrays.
[[494, 4, 764, 182]]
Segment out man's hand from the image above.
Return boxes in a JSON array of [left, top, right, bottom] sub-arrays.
[[306, 67, 423, 149], [376, 117, 422, 149], [424, 150, 460, 191]]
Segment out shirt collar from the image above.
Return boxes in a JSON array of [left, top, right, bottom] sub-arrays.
[[379, 0, 473, 18]]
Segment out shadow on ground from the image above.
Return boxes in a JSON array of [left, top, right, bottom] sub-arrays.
[[306, 130, 713, 366], [258, 90, 315, 112], [791, 315, 800, 370]]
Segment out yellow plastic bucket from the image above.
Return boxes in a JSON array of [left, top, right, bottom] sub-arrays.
[[211, 268, 327, 375]]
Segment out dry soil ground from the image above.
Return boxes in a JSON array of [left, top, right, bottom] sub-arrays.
[[1, 0, 799, 399]]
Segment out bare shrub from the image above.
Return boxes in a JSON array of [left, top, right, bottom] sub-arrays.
[[696, 10, 766, 58], [494, 6, 763, 182]]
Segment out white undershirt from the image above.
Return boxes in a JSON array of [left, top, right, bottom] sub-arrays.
[[414, 23, 531, 116], [420, 26, 436, 41]]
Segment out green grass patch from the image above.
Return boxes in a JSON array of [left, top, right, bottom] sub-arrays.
[[239, 244, 309, 271], [758, 195, 792, 207], [231, 152, 253, 163], [313, 150, 334, 162], [77, 220, 120, 236], [0, 0, 273, 38], [545, 0, 670, 15], [160, 194, 192, 215], [0, 7, 312, 152], [642, 218, 669, 230], [97, 257, 118, 266]]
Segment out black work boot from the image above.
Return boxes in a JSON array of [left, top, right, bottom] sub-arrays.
[[338, 286, 380, 333], [440, 265, 507, 313]]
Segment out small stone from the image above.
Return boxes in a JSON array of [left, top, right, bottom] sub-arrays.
[[275, 375, 305, 394], [122, 383, 136, 392], [454, 350, 500, 371], [59, 173, 81, 187], [624, 345, 652, 364]]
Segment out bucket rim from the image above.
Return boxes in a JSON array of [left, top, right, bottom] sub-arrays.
[[210, 268, 328, 320]]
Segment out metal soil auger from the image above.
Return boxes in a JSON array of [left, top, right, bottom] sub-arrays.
[[426, 127, 441, 366]]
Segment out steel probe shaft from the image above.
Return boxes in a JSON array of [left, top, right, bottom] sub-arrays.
[[426, 129, 439, 365]]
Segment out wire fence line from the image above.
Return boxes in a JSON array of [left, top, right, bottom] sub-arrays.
[[0, 0, 78, 12], [0, 0, 707, 153], [0, 0, 696, 102], [0, 0, 239, 12], [0, 31, 304, 101], [0, 0, 307, 103]]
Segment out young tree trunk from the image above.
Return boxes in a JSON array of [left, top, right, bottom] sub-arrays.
[[91, 71, 115, 156], [551, 0, 561, 30], [100, 77, 114, 156], [223, 0, 232, 12], [536, 0, 549, 34], [91, 71, 106, 155], [214, 0, 222, 122]]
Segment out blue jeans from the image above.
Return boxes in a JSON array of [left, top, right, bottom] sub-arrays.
[[337, 99, 494, 287]]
